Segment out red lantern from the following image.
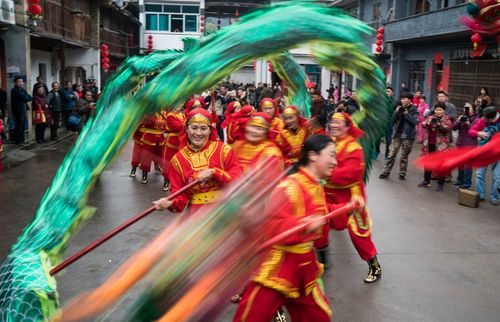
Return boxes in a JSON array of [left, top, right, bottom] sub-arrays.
[[200, 16, 204, 21], [471, 32, 482, 50], [376, 46, 383, 53], [102, 57, 109, 64], [200, 27, 204, 32], [200, 21, 204, 27], [376, 40, 383, 46], [268, 62, 273, 72], [29, 4, 42, 16], [252, 61, 256, 71], [101, 44, 108, 51], [377, 27, 384, 34], [376, 33, 383, 40], [102, 63, 110, 71]]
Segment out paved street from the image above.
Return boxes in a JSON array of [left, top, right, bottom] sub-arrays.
[[1, 138, 499, 322]]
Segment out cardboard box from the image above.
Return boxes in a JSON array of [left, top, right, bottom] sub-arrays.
[[458, 188, 480, 208]]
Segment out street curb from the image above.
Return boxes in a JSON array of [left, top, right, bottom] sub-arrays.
[[1, 132, 73, 169]]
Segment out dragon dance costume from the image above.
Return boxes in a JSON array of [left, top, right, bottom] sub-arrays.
[[232, 112, 284, 173], [233, 167, 333, 322], [130, 113, 167, 183], [160, 110, 186, 191], [166, 108, 242, 214], [276, 106, 311, 167], [259, 98, 284, 141], [324, 112, 381, 283]]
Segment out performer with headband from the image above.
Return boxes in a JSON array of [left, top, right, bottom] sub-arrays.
[[259, 98, 284, 140], [324, 112, 381, 283], [129, 113, 167, 184], [276, 105, 311, 167], [233, 112, 284, 173], [153, 108, 242, 214], [160, 108, 186, 191], [234, 134, 346, 322]]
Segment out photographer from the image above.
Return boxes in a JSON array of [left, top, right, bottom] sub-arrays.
[[418, 102, 452, 191], [452, 103, 478, 189], [379, 92, 419, 180], [468, 106, 499, 205]]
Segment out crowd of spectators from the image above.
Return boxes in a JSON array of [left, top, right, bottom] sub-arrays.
[[0, 76, 99, 146]]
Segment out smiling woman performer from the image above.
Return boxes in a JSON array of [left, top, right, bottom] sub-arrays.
[[233, 135, 341, 322], [232, 112, 284, 173], [275, 105, 311, 167], [153, 108, 242, 214], [325, 112, 381, 283]]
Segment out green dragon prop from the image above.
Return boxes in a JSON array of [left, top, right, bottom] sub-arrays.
[[0, 1, 389, 320]]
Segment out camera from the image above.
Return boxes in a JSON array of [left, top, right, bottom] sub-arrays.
[[430, 117, 440, 125], [460, 115, 469, 123]]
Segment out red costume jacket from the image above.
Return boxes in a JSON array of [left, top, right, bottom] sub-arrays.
[[252, 167, 328, 299], [167, 140, 242, 213], [324, 134, 376, 260], [268, 117, 284, 141], [134, 113, 167, 147], [275, 125, 310, 166], [232, 139, 284, 173], [162, 111, 186, 163]]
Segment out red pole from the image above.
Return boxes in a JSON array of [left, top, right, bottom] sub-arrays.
[[50, 179, 202, 276], [258, 202, 360, 251]]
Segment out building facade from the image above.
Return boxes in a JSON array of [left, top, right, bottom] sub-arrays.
[[334, 0, 499, 109], [0, 0, 140, 143]]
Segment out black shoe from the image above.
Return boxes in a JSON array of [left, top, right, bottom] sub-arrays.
[[141, 171, 148, 184], [379, 173, 389, 179], [130, 167, 137, 178], [163, 179, 170, 191], [399, 174, 406, 180], [364, 256, 381, 283], [316, 248, 328, 269], [273, 308, 287, 322]]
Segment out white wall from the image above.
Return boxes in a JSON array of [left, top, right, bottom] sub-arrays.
[[229, 66, 254, 84], [30, 49, 60, 89], [145, 32, 200, 50], [66, 48, 100, 87]]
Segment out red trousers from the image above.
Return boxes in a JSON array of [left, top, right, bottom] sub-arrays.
[[131, 142, 142, 168], [330, 207, 377, 261], [313, 222, 330, 249], [132, 143, 162, 172], [233, 282, 331, 322]]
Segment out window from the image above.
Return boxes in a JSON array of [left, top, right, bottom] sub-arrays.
[[440, 0, 449, 8], [407, 61, 426, 93], [185, 15, 197, 32], [304, 64, 321, 89], [145, 3, 200, 32], [171, 14, 183, 32], [146, 14, 158, 30], [411, 0, 430, 15], [159, 15, 169, 31]]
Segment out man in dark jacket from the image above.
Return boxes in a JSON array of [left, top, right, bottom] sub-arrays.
[[62, 81, 77, 130], [11, 76, 32, 146], [379, 92, 419, 180], [46, 82, 63, 140]]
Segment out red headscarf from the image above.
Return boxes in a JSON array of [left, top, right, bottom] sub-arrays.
[[281, 105, 308, 127], [259, 98, 279, 118], [179, 108, 219, 148], [221, 101, 242, 129], [184, 97, 207, 115], [330, 112, 364, 138]]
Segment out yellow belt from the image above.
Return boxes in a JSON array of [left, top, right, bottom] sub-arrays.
[[190, 190, 222, 205], [274, 242, 313, 254]]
